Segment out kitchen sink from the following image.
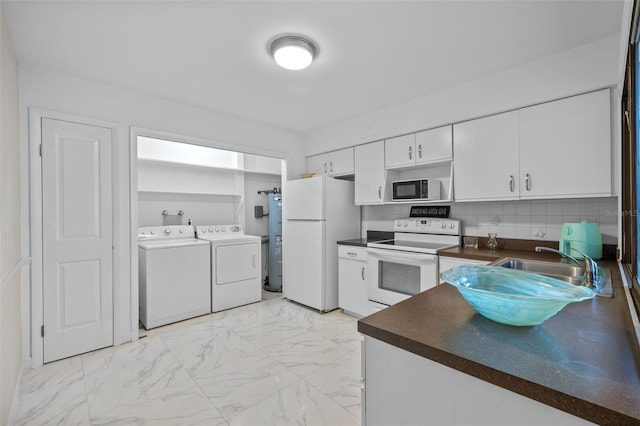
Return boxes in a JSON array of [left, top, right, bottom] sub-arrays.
[[490, 257, 613, 298]]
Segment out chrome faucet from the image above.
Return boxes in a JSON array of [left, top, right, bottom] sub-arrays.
[[534, 246, 599, 289]]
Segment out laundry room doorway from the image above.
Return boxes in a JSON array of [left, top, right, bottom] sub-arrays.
[[129, 128, 286, 331]]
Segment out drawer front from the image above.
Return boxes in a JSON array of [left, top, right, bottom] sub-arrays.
[[338, 245, 367, 261]]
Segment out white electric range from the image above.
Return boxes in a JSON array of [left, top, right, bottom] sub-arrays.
[[367, 217, 461, 306]]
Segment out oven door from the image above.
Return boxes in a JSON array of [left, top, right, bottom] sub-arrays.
[[367, 247, 438, 306]]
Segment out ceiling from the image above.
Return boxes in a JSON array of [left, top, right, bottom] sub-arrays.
[[3, 0, 625, 134]]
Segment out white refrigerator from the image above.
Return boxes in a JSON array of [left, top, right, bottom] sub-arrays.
[[283, 176, 360, 312]]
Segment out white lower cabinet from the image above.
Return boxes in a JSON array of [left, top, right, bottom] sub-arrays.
[[439, 256, 490, 279], [364, 337, 591, 425], [338, 246, 369, 317]]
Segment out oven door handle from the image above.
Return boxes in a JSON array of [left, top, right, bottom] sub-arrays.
[[367, 248, 437, 262]]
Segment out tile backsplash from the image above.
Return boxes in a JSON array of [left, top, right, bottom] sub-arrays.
[[362, 197, 619, 244]]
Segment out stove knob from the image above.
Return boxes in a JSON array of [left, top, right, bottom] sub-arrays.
[[164, 229, 171, 235], [141, 231, 146, 235], [441, 223, 446, 229], [201, 229, 206, 234], [179, 229, 184, 233], [231, 226, 239, 232], [404, 221, 409, 227], [222, 227, 226, 232], [209, 228, 214, 232], [150, 231, 155, 235], [449, 223, 455, 229]]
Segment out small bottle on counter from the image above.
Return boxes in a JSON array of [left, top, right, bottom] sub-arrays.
[[487, 233, 498, 250]]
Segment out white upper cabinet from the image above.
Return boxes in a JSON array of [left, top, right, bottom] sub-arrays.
[[385, 125, 453, 169], [453, 111, 520, 201], [415, 125, 453, 165], [385, 134, 416, 168], [518, 89, 611, 199], [453, 89, 612, 202], [355, 141, 386, 205], [307, 147, 354, 177]]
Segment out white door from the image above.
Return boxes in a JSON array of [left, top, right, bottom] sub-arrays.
[[518, 89, 611, 198], [284, 176, 325, 220], [283, 220, 325, 310], [385, 134, 416, 169], [216, 242, 259, 284], [42, 118, 113, 363], [354, 141, 386, 204], [453, 111, 520, 201]]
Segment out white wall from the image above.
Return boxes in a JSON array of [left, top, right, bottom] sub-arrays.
[[18, 65, 305, 357], [306, 35, 620, 153], [0, 3, 22, 424]]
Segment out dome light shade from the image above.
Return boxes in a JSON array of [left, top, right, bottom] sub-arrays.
[[270, 36, 316, 70]]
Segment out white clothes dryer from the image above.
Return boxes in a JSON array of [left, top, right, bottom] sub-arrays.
[[196, 224, 261, 312], [138, 225, 211, 329]]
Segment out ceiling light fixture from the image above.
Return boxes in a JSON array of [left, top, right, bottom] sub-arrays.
[[270, 35, 317, 71]]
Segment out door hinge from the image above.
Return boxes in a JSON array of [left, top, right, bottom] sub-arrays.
[[41, 325, 44, 337]]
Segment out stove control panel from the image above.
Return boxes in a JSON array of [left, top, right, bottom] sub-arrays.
[[394, 218, 460, 235]]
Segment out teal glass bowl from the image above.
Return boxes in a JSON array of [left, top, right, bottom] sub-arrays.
[[440, 265, 596, 326]]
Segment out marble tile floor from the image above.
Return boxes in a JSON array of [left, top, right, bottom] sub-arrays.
[[14, 292, 362, 425]]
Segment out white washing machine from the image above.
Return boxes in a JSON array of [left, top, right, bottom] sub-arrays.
[[138, 225, 211, 329], [196, 224, 262, 312]]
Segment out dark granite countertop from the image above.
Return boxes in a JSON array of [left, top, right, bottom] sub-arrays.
[[337, 238, 370, 247], [358, 255, 640, 424], [337, 231, 393, 247]]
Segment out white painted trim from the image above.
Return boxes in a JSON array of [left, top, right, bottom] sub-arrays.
[[28, 107, 119, 367], [0, 257, 29, 290], [129, 127, 139, 343], [128, 127, 287, 338]]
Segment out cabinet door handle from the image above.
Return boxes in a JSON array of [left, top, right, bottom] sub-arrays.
[[418, 144, 422, 159], [378, 186, 382, 199], [525, 173, 531, 191], [509, 175, 515, 192], [323, 162, 327, 174], [408, 145, 412, 160], [330, 161, 334, 173], [361, 266, 365, 281]]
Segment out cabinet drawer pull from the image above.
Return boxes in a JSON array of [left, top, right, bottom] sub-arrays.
[[408, 145, 412, 160], [330, 161, 334, 173], [418, 144, 422, 159], [509, 175, 515, 192], [323, 162, 327, 174], [361, 266, 365, 280], [525, 173, 531, 191], [347, 252, 358, 257], [378, 186, 382, 199]]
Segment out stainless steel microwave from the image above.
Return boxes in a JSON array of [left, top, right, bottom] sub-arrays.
[[392, 178, 441, 201]]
